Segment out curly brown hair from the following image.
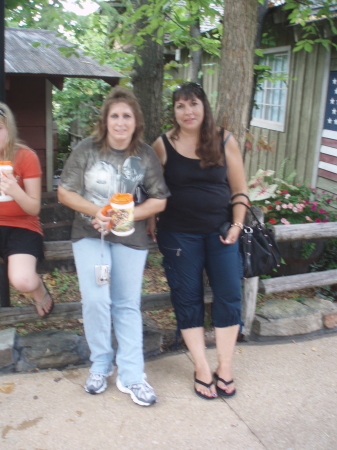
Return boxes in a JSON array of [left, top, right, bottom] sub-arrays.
[[92, 86, 144, 155], [171, 82, 223, 168]]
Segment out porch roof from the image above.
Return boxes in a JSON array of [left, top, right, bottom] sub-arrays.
[[5, 28, 122, 83]]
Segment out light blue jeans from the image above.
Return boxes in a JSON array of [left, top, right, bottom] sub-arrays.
[[72, 238, 148, 386]]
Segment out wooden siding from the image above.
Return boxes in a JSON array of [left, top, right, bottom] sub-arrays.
[[246, 44, 327, 185], [6, 76, 48, 190]]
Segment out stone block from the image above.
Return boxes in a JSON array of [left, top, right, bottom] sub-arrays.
[[302, 298, 337, 330], [324, 314, 337, 329], [0, 328, 17, 368], [253, 299, 323, 336], [16, 330, 86, 370]]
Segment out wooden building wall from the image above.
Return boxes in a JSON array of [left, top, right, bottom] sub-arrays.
[[6, 76, 48, 191], [246, 44, 327, 185]]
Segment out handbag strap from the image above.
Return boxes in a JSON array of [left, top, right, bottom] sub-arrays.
[[223, 132, 233, 147], [231, 193, 250, 203], [231, 201, 264, 228]]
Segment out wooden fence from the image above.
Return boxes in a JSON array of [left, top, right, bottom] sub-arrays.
[[1, 222, 337, 338]]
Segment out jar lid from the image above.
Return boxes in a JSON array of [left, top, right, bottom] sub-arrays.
[[110, 193, 133, 205], [0, 161, 12, 165]]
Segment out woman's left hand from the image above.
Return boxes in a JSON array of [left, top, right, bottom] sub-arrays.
[[220, 225, 241, 245], [0, 172, 20, 198], [92, 207, 113, 234]]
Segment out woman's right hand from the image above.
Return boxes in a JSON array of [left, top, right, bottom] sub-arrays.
[[92, 207, 112, 234], [146, 215, 157, 242], [219, 225, 241, 245]]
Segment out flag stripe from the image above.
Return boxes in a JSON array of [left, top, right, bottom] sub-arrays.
[[318, 168, 337, 182], [321, 137, 337, 149], [322, 129, 337, 139], [320, 145, 337, 157], [319, 153, 337, 165], [318, 161, 337, 174]]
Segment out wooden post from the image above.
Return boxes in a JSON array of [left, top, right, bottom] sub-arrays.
[[0, 261, 10, 307], [242, 277, 259, 338]]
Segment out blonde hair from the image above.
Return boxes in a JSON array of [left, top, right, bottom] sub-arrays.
[[0, 102, 28, 163], [92, 86, 144, 155]]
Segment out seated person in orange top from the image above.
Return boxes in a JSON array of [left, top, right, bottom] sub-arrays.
[[0, 103, 53, 318]]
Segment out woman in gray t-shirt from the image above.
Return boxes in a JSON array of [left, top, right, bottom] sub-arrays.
[[58, 86, 170, 406]]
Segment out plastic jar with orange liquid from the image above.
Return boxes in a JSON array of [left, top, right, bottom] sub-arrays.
[[102, 193, 135, 236], [0, 161, 14, 201]]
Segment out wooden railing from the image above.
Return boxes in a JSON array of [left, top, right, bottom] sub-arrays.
[[1, 222, 337, 338]]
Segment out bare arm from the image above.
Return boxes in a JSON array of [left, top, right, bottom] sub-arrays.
[[221, 131, 248, 245], [0, 173, 41, 216], [152, 136, 167, 167], [58, 185, 101, 217]]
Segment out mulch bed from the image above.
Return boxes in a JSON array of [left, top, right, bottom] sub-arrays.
[[1, 252, 331, 341]]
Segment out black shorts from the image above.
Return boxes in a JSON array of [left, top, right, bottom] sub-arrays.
[[0, 226, 44, 262]]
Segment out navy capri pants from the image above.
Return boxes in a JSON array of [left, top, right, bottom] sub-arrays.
[[157, 229, 243, 330]]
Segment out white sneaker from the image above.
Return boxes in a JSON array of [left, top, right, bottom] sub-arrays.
[[84, 371, 113, 395], [116, 375, 157, 406]]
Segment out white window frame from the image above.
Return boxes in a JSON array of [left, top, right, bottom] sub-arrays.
[[250, 46, 291, 132]]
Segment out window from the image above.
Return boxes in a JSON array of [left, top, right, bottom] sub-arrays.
[[251, 46, 291, 132]]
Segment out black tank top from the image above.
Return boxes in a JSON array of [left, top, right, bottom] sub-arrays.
[[158, 133, 232, 233]]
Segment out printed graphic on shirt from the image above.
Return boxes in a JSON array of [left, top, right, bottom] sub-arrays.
[[82, 156, 145, 220]]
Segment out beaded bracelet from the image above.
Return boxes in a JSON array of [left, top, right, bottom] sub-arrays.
[[231, 222, 244, 230]]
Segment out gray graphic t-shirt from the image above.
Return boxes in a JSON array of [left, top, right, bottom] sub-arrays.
[[59, 137, 170, 250]]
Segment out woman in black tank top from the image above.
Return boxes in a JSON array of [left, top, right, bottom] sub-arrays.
[[152, 82, 248, 400]]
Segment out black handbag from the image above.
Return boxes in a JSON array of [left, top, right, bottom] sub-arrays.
[[220, 197, 281, 278], [134, 184, 149, 205]]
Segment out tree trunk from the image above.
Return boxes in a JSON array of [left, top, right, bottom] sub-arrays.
[[244, 0, 269, 161], [131, 0, 164, 145], [215, 0, 259, 152], [190, 20, 202, 84]]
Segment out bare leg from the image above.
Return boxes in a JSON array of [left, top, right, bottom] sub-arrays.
[[214, 324, 240, 394], [181, 327, 217, 398], [8, 254, 53, 317]]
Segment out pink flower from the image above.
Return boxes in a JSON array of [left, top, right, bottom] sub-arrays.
[[288, 203, 294, 208], [282, 204, 288, 209], [306, 216, 313, 222], [312, 201, 318, 205], [305, 200, 310, 204], [323, 219, 329, 222], [281, 218, 290, 225], [285, 194, 290, 199], [276, 205, 281, 211], [292, 207, 298, 212], [318, 209, 325, 214], [326, 199, 331, 204], [311, 205, 317, 211], [315, 218, 321, 223]]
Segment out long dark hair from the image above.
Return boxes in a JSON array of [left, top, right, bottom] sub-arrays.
[[92, 86, 144, 155], [171, 82, 223, 168]]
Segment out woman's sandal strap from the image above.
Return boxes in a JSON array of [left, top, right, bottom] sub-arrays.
[[194, 374, 214, 389], [214, 373, 234, 386]]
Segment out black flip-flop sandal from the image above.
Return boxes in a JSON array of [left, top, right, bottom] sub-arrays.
[[213, 372, 236, 397], [32, 281, 54, 319], [194, 373, 217, 400]]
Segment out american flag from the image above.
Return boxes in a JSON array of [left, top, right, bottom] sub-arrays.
[[320, 71, 337, 182]]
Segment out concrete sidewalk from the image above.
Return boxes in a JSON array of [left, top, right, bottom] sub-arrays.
[[1, 334, 337, 450]]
